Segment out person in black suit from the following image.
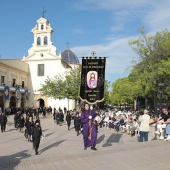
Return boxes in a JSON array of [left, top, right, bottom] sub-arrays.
[[74, 112, 81, 136], [66, 111, 72, 130], [0, 113, 7, 132], [25, 116, 34, 142], [32, 119, 42, 155], [42, 107, 47, 118], [18, 113, 25, 133], [59, 111, 63, 126], [14, 111, 21, 129]]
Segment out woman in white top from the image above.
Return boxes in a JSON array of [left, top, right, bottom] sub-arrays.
[[138, 109, 150, 142]]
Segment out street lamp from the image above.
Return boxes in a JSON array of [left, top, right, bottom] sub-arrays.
[[158, 82, 164, 110]]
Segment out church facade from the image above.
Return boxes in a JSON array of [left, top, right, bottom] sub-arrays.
[[0, 16, 80, 112]]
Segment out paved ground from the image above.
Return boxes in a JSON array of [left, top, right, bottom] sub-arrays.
[[0, 114, 169, 170]]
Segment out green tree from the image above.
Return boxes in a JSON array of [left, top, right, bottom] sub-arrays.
[[64, 67, 81, 100], [39, 67, 81, 100], [103, 80, 111, 104], [129, 28, 170, 94], [128, 28, 170, 109]]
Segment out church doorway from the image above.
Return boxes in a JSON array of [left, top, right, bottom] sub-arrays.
[[0, 96, 4, 112], [38, 98, 45, 107], [10, 96, 16, 107]]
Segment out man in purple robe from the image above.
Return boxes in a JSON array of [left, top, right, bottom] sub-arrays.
[[81, 103, 97, 150]]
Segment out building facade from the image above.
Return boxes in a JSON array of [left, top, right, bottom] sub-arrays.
[[0, 59, 30, 111], [0, 16, 80, 112]]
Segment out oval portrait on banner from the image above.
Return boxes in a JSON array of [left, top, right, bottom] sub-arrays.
[[4, 86, 9, 100], [16, 88, 20, 100], [87, 71, 98, 89]]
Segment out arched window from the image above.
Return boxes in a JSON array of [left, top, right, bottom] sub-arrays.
[[44, 36, 48, 45], [41, 24, 44, 30], [37, 37, 41, 46]]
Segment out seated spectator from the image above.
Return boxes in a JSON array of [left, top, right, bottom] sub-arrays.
[[99, 115, 104, 128], [164, 118, 170, 141], [155, 107, 170, 140], [103, 114, 109, 127], [115, 115, 125, 132], [108, 117, 114, 129], [125, 117, 133, 134], [130, 119, 139, 137]]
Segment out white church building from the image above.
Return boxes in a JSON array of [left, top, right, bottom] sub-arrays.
[[0, 16, 80, 112]]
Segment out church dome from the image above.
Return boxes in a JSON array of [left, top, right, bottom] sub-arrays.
[[61, 49, 79, 64]]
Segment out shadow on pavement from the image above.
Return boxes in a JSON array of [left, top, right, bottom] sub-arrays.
[[45, 132, 56, 137], [7, 122, 15, 126], [102, 133, 122, 147], [42, 128, 49, 132], [7, 129, 16, 132], [97, 134, 105, 144], [0, 150, 31, 170], [40, 140, 65, 154]]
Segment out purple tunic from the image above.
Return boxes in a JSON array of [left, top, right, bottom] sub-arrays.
[[81, 109, 97, 148]]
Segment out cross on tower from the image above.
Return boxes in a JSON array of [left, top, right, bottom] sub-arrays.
[[66, 41, 70, 49], [42, 7, 46, 18]]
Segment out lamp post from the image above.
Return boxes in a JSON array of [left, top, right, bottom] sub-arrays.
[[154, 91, 157, 116], [158, 82, 164, 110]]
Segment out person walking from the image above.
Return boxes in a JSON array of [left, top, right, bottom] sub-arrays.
[[32, 119, 42, 155], [0, 113, 7, 132], [56, 111, 60, 125], [80, 103, 98, 150], [14, 111, 20, 129], [59, 111, 63, 126], [66, 111, 72, 130], [138, 109, 150, 142], [74, 112, 81, 136], [26, 116, 34, 142], [42, 107, 47, 118], [18, 114, 25, 133]]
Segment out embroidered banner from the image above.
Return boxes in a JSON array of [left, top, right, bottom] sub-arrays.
[[25, 89, 29, 100], [79, 57, 106, 104], [16, 88, 20, 100], [4, 86, 9, 100]]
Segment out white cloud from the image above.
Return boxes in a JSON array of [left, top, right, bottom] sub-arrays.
[[143, 2, 170, 31], [74, 0, 170, 31], [71, 36, 137, 83], [73, 0, 159, 11], [71, 0, 170, 83], [110, 25, 124, 32], [72, 27, 85, 34], [71, 36, 135, 75]]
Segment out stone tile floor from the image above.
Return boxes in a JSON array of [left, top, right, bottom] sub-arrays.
[[0, 114, 169, 170]]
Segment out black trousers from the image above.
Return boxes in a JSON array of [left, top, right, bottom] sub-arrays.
[[15, 121, 18, 128], [33, 138, 40, 153], [1, 124, 6, 132]]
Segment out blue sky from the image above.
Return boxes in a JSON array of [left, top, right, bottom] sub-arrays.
[[0, 0, 170, 85]]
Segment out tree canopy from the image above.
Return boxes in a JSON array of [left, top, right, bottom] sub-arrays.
[[111, 28, 170, 108], [39, 67, 81, 100]]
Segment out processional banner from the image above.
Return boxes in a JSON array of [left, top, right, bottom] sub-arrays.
[[79, 57, 106, 104]]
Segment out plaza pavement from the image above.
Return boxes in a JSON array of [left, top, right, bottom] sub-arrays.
[[0, 114, 170, 170]]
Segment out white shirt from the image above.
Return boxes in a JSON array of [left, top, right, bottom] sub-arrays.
[[139, 114, 150, 132]]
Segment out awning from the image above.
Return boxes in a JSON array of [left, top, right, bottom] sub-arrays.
[[0, 85, 4, 91], [0, 85, 30, 93]]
